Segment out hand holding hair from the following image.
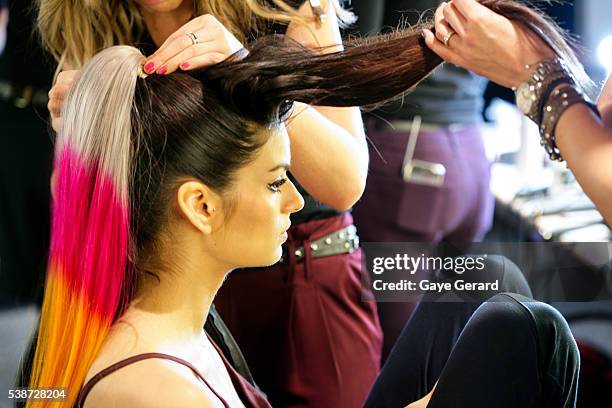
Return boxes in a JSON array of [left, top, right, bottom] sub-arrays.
[[47, 69, 80, 132], [143, 14, 245, 75], [422, 0, 555, 88]]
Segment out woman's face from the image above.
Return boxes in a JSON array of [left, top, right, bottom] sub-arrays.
[[212, 128, 305, 268]]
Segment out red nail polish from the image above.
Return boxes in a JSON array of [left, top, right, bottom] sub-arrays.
[[180, 62, 190, 69], [157, 66, 168, 75], [144, 61, 155, 73]]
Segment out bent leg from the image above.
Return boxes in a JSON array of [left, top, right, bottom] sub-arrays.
[[363, 255, 533, 407], [428, 293, 579, 408]]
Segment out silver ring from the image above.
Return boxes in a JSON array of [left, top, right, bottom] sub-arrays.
[[443, 31, 456, 47], [186, 31, 199, 46]]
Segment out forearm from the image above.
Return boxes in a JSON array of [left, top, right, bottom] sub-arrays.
[[555, 104, 612, 223], [284, 0, 369, 210], [287, 103, 368, 210]]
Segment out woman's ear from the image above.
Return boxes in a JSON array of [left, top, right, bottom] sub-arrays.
[[176, 181, 220, 235]]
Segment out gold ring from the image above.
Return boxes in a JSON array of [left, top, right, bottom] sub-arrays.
[[443, 31, 456, 47]]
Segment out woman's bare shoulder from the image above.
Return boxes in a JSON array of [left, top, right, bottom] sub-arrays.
[[82, 322, 219, 408], [82, 356, 218, 408]]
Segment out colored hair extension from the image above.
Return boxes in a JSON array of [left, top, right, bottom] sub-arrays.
[[27, 46, 140, 407]]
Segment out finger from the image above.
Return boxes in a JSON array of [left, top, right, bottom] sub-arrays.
[[163, 41, 227, 73], [48, 84, 71, 117], [48, 83, 71, 100], [149, 34, 196, 74], [51, 115, 62, 133], [435, 18, 454, 45], [178, 52, 228, 71], [145, 15, 216, 69], [443, 1, 467, 36], [434, 2, 446, 28], [434, 3, 454, 43], [47, 97, 62, 118], [453, 0, 488, 21], [148, 31, 218, 74], [165, 14, 216, 46], [422, 29, 461, 65], [55, 70, 79, 86]]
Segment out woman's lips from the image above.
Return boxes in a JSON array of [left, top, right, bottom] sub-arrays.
[[279, 222, 291, 242]]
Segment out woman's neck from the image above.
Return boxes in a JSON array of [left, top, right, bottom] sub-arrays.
[[121, 252, 229, 346], [140, 1, 196, 48]]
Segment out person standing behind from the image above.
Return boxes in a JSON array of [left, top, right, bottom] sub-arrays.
[[350, 0, 494, 359]]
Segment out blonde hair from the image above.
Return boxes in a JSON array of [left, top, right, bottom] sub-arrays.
[[36, 0, 356, 71]]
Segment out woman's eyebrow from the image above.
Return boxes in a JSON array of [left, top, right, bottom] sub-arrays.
[[268, 163, 291, 172]]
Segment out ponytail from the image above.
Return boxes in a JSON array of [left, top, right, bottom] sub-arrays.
[[194, 31, 442, 124], [27, 46, 142, 408]]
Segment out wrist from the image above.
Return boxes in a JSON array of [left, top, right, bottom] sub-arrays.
[[539, 84, 599, 161], [514, 58, 573, 124]]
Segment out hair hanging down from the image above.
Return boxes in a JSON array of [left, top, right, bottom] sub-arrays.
[[25, 2, 594, 406]]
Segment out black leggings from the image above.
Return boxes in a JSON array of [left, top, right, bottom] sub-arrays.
[[364, 256, 580, 408]]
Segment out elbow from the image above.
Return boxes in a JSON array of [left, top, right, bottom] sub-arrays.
[[330, 157, 369, 211], [328, 174, 367, 212]]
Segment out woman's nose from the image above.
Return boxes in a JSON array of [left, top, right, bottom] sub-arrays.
[[285, 180, 305, 214]]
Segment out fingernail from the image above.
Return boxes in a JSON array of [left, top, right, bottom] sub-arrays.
[[180, 62, 190, 69], [157, 66, 168, 75], [421, 29, 427, 38], [144, 61, 155, 73]]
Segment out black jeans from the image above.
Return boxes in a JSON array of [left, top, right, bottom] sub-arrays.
[[364, 256, 580, 408]]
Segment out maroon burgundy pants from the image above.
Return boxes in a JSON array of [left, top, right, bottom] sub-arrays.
[[215, 213, 383, 408], [352, 121, 495, 360]]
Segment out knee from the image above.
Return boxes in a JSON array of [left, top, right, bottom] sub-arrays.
[[468, 293, 535, 334], [479, 294, 579, 370], [525, 300, 579, 362]]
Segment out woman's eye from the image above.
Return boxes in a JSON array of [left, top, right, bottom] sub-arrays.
[[268, 177, 288, 193]]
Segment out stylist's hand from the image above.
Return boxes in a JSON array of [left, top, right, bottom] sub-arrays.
[[143, 14, 244, 75], [598, 73, 612, 128], [48, 69, 80, 133], [422, 0, 554, 88]]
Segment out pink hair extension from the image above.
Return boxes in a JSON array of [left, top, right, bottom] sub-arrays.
[[28, 143, 133, 407]]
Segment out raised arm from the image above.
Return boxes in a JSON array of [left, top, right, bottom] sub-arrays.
[[422, 0, 612, 223], [283, 0, 369, 211]]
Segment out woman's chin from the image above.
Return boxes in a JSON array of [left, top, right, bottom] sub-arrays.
[[270, 246, 284, 265]]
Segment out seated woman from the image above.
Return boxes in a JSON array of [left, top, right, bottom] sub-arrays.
[[25, 2, 580, 407]]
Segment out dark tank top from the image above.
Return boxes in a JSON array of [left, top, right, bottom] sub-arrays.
[[136, 0, 344, 225], [76, 338, 271, 408]]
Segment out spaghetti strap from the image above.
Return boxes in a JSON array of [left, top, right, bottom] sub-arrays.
[[76, 352, 231, 408]]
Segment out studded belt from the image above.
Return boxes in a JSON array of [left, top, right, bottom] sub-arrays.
[[280, 224, 360, 263]]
